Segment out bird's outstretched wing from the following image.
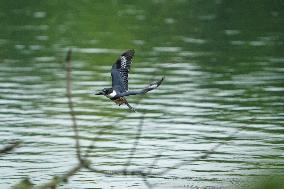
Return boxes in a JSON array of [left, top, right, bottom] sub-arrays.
[[111, 49, 135, 92], [117, 77, 165, 97]]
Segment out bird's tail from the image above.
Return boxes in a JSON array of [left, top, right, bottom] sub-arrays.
[[125, 101, 136, 112], [143, 76, 165, 93]]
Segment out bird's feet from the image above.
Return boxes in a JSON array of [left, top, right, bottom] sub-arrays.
[[129, 106, 136, 112], [125, 102, 136, 112]]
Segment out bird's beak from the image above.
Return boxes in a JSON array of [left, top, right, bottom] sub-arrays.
[[94, 91, 104, 95]]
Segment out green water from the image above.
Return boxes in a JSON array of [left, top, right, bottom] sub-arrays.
[[0, 0, 283, 188]]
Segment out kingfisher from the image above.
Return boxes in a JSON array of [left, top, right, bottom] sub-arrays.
[[94, 49, 164, 112]]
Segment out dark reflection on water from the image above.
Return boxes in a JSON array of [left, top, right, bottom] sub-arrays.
[[0, 0, 283, 188]]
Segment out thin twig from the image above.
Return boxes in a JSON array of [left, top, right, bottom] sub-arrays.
[[66, 49, 82, 162], [0, 140, 21, 154], [142, 176, 153, 189], [156, 130, 239, 175], [147, 151, 163, 175], [124, 114, 145, 171]]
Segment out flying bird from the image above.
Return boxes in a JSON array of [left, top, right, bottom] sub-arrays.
[[95, 49, 164, 112]]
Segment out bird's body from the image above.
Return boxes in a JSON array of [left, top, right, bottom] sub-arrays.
[[95, 49, 164, 112], [112, 97, 127, 105]]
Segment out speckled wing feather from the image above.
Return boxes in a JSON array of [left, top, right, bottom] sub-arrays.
[[111, 49, 135, 91]]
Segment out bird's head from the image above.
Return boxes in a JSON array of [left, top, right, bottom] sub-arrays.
[[94, 88, 112, 96]]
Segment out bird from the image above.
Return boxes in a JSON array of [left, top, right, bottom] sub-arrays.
[[94, 49, 164, 112]]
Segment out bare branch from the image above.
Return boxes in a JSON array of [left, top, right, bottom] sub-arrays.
[[13, 50, 239, 189], [65, 49, 82, 162]]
